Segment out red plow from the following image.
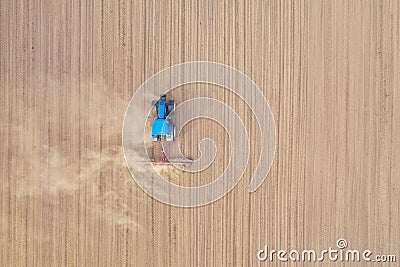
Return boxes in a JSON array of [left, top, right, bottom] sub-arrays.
[[143, 147, 193, 167]]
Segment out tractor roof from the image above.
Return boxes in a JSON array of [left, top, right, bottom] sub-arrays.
[[152, 119, 173, 135]]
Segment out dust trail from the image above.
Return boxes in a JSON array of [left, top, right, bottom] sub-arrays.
[[16, 79, 157, 230], [158, 167, 186, 184]]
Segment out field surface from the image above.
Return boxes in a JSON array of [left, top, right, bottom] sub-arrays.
[[1, 0, 399, 266]]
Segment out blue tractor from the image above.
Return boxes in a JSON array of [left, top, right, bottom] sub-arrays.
[[151, 94, 175, 142]]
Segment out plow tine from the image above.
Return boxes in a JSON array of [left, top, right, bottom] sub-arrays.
[[136, 160, 192, 166]]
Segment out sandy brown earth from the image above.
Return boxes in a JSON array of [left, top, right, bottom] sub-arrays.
[[1, 0, 400, 266]]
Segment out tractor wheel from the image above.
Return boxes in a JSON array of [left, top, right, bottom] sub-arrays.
[[165, 126, 175, 142], [168, 100, 175, 114], [151, 100, 158, 113]]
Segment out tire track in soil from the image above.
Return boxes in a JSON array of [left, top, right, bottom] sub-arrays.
[[14, 1, 26, 266]]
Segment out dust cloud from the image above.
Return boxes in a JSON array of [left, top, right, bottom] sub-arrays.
[[17, 79, 156, 231]]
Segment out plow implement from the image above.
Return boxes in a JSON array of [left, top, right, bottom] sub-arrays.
[[144, 148, 193, 167]]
